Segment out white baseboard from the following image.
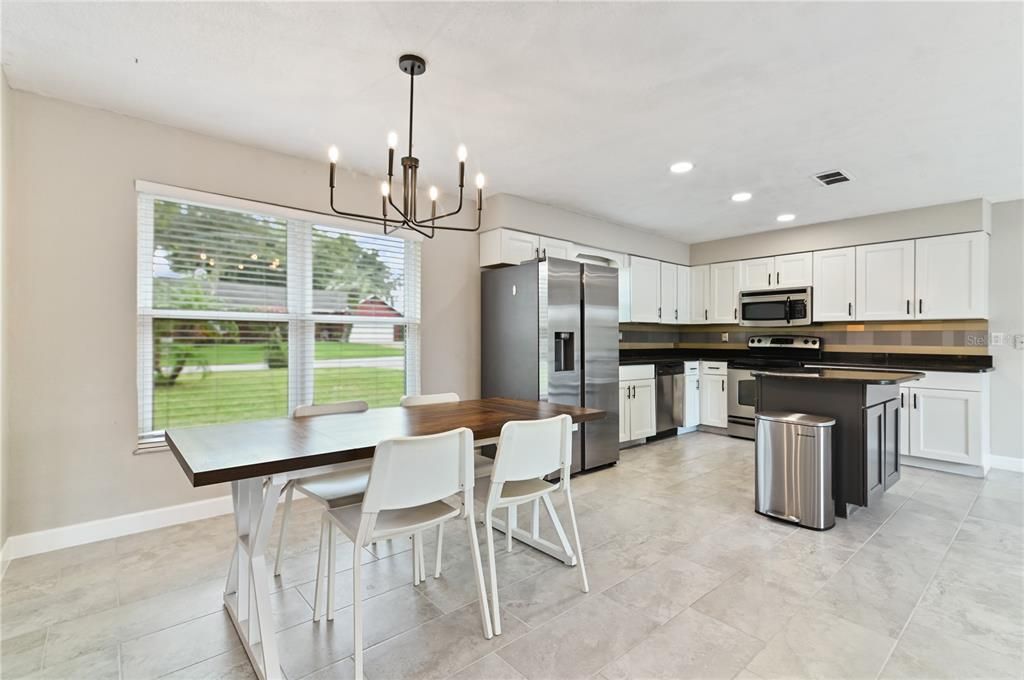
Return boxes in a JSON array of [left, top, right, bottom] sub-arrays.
[[990, 455, 1024, 473], [2, 494, 236, 562]]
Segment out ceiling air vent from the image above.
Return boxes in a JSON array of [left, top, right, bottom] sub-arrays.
[[813, 169, 853, 186]]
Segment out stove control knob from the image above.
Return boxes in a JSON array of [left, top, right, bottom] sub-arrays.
[[803, 339, 809, 345]]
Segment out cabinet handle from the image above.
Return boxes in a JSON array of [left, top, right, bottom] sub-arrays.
[[674, 309, 678, 320], [658, 306, 662, 319], [696, 379, 700, 390], [900, 392, 904, 408], [705, 309, 708, 321], [734, 307, 737, 320], [906, 299, 910, 315], [632, 385, 636, 398], [919, 299, 923, 314], [848, 302, 852, 317], [913, 393, 918, 409], [768, 274, 771, 287], [542, 248, 547, 259], [721, 380, 725, 392], [776, 272, 779, 285]]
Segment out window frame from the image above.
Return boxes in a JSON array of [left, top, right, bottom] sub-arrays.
[[135, 181, 422, 452]]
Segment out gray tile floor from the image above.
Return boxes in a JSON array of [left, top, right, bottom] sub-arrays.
[[2, 432, 1022, 680]]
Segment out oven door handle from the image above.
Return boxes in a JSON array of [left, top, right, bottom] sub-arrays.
[[784, 296, 791, 324]]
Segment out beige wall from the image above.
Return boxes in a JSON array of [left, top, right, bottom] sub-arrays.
[[689, 199, 989, 265], [1, 71, 11, 547], [990, 200, 1024, 460], [483, 193, 690, 264], [3, 91, 483, 536]]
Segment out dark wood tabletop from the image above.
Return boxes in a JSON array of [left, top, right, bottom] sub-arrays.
[[166, 398, 606, 487]]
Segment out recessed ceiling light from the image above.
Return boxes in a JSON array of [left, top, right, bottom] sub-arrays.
[[731, 192, 752, 202], [776, 213, 796, 222], [669, 161, 694, 174]]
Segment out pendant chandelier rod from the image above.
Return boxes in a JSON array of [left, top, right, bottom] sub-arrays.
[[324, 53, 485, 239]]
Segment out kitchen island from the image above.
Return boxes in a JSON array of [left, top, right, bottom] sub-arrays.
[[753, 368, 923, 518]]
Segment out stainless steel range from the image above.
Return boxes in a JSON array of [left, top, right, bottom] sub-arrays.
[[727, 335, 823, 439]]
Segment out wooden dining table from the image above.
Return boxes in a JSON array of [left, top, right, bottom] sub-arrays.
[[166, 398, 605, 680]]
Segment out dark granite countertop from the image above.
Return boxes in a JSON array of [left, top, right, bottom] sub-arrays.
[[619, 349, 993, 373], [751, 368, 925, 384]]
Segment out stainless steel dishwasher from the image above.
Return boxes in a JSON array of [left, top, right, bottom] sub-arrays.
[[655, 363, 687, 433]]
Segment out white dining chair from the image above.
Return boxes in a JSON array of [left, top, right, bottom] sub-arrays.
[[273, 400, 371, 576], [482, 414, 589, 635], [400, 392, 495, 578], [313, 427, 493, 679]]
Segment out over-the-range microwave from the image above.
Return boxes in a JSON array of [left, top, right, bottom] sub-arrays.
[[738, 286, 812, 327]]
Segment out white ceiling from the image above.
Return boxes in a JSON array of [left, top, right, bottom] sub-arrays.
[[3, 2, 1022, 243]]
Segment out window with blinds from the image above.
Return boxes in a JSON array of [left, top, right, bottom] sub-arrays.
[[136, 183, 421, 447]]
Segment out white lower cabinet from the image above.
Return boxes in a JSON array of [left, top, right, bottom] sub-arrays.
[[898, 387, 910, 458], [908, 387, 982, 465], [899, 371, 989, 473], [700, 376, 727, 427], [699, 361, 728, 428], [618, 383, 630, 442], [619, 365, 656, 443], [683, 373, 700, 427]]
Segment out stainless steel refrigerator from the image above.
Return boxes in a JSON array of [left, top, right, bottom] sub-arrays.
[[481, 257, 619, 473]]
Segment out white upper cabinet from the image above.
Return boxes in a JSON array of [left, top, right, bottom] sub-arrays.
[[479, 228, 540, 267], [538, 236, 572, 260], [709, 261, 742, 323], [675, 265, 691, 324], [740, 253, 812, 292], [628, 256, 661, 323], [774, 252, 813, 288], [915, 233, 989, 320], [856, 240, 916, 320], [740, 257, 775, 291], [813, 247, 856, 322], [658, 262, 677, 324], [689, 265, 710, 323]]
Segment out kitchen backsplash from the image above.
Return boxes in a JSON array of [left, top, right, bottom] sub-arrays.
[[619, 320, 991, 355]]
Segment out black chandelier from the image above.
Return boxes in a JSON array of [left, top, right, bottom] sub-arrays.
[[326, 54, 484, 239]]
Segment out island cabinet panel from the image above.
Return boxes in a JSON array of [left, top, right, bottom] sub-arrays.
[[865, 396, 901, 497], [884, 398, 901, 489]]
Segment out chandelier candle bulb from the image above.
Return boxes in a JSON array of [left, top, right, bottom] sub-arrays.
[[327, 145, 339, 188]]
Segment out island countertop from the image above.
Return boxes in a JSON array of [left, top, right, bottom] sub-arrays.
[[751, 368, 924, 384]]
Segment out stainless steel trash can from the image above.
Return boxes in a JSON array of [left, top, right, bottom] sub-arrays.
[[755, 411, 836, 530]]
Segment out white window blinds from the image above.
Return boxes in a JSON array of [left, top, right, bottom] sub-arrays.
[[136, 183, 421, 447]]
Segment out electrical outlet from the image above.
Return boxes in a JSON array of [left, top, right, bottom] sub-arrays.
[[1015, 334, 1024, 351], [721, 332, 729, 342]]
